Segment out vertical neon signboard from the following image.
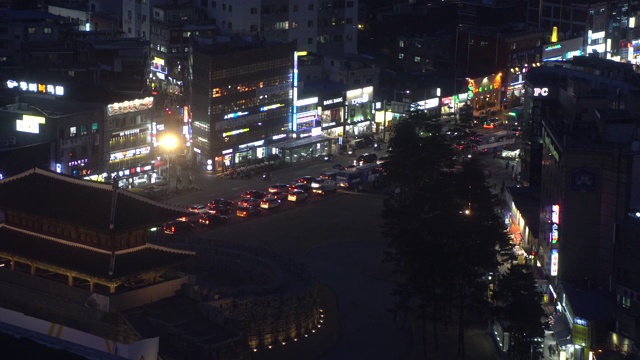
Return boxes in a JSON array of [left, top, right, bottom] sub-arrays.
[[292, 51, 298, 132], [550, 249, 559, 276], [550, 204, 559, 244]]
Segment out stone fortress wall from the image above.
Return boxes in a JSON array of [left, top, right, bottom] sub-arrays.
[[180, 239, 321, 351]]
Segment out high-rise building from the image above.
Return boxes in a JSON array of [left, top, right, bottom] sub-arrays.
[[198, 0, 358, 55], [190, 36, 295, 171], [522, 56, 640, 358]]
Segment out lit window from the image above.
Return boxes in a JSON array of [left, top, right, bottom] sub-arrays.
[[398, 53, 404, 59], [80, 125, 87, 135], [414, 56, 420, 63], [399, 40, 404, 48], [70, 127, 77, 137]]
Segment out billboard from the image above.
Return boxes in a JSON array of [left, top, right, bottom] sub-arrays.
[[550, 249, 559, 276], [345, 86, 373, 124]]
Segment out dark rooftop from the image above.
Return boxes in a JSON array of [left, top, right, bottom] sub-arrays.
[[0, 168, 190, 233], [0, 225, 193, 280]]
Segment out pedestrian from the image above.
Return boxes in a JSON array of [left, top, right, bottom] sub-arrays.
[[505, 160, 510, 170], [511, 164, 515, 171], [548, 344, 553, 357]]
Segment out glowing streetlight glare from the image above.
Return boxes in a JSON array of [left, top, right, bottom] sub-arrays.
[[159, 134, 178, 150]]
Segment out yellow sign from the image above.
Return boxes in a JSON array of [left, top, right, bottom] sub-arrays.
[[572, 323, 590, 347]]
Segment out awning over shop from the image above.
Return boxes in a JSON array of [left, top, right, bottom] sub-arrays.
[[552, 314, 572, 347], [277, 136, 331, 150]]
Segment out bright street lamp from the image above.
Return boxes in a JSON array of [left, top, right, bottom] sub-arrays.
[[158, 134, 179, 194]]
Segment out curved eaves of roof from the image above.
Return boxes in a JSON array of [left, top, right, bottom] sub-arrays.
[[0, 168, 190, 232], [0, 225, 194, 281]]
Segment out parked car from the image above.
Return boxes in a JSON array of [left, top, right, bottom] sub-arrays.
[[311, 179, 337, 195], [268, 183, 290, 193], [260, 198, 281, 209], [296, 176, 316, 185], [241, 190, 265, 199], [264, 191, 288, 201], [289, 182, 311, 193], [355, 153, 378, 166], [163, 220, 193, 234], [332, 163, 345, 170], [188, 204, 209, 214], [237, 198, 261, 208], [376, 156, 389, 165], [209, 198, 234, 209], [208, 199, 233, 215], [199, 213, 228, 226], [236, 206, 261, 217], [288, 189, 309, 202]]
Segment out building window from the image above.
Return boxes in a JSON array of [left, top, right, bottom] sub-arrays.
[[250, 7, 257, 14], [307, 37, 313, 44], [80, 125, 87, 135], [293, 4, 298, 11], [308, 20, 313, 27], [250, 25, 258, 32], [222, 4, 226, 10], [309, 4, 314, 10], [70, 127, 77, 137], [347, 1, 354, 8], [28, 27, 36, 34], [201, 0, 207, 6], [346, 18, 353, 24], [414, 56, 420, 63], [91, 123, 98, 133], [399, 39, 405, 48], [292, 21, 298, 29], [228, 22, 232, 30], [211, 1, 216, 7], [44, 27, 52, 34], [398, 53, 404, 59], [229, 5, 232, 12], [511, 42, 516, 50]]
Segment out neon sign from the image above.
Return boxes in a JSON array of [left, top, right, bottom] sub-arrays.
[[533, 87, 549, 97], [7, 80, 65, 96], [16, 115, 45, 134], [107, 97, 154, 116], [222, 128, 249, 137], [550, 249, 559, 276]]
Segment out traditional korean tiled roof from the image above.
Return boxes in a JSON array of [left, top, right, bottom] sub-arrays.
[[0, 224, 194, 280], [0, 168, 190, 232]]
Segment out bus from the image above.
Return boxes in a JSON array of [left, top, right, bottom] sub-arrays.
[[336, 163, 381, 190]]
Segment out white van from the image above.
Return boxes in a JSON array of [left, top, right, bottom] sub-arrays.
[[311, 179, 337, 195]]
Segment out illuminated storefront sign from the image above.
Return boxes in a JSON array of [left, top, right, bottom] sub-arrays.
[[296, 97, 318, 106], [238, 140, 264, 148], [323, 97, 343, 106], [6, 80, 65, 96], [109, 146, 151, 161], [107, 97, 154, 116], [272, 134, 287, 140], [16, 114, 45, 134], [550, 204, 560, 244], [346, 87, 373, 123], [150, 57, 168, 74], [222, 128, 249, 137], [68, 159, 88, 167], [551, 204, 560, 223], [416, 97, 439, 109], [222, 149, 233, 154], [533, 87, 549, 97], [224, 111, 249, 119], [260, 103, 285, 112], [550, 249, 559, 276]]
